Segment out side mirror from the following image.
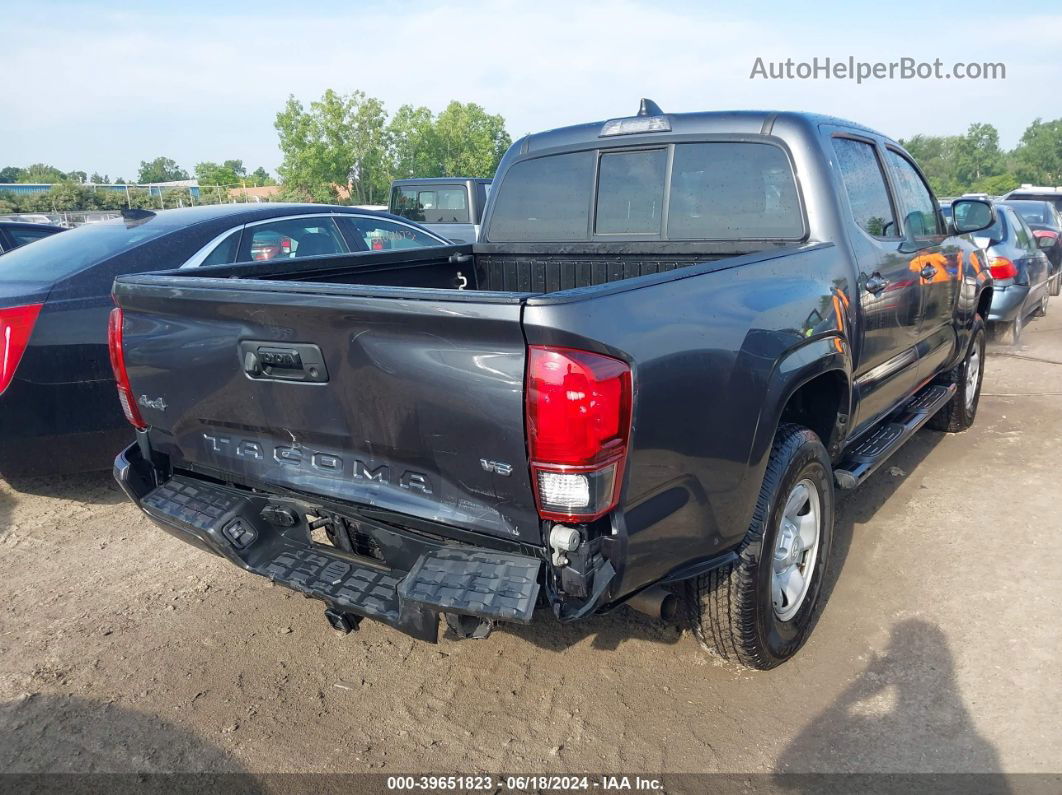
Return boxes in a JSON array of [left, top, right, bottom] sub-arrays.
[[952, 198, 995, 234], [1037, 235, 1055, 250]]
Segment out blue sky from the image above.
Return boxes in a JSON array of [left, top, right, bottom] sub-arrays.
[[3, 0, 1060, 180]]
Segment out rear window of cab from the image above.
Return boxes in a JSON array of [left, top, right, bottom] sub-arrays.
[[487, 142, 804, 242]]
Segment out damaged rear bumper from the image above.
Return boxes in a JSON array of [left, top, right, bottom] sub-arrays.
[[114, 443, 555, 643]]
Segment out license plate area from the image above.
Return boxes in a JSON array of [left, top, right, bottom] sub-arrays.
[[305, 509, 387, 564]]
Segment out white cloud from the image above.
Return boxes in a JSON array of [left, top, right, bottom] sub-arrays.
[[2, 0, 1060, 176]]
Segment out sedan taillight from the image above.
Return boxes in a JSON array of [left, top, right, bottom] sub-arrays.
[[0, 303, 43, 396]]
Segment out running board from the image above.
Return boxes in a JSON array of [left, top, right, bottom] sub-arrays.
[[834, 384, 955, 489]]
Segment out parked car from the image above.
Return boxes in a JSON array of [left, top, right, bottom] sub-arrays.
[[0, 204, 448, 479], [962, 202, 1052, 344], [111, 104, 994, 669], [1000, 199, 1062, 295], [389, 178, 491, 243], [0, 221, 64, 253], [1002, 185, 1062, 215]]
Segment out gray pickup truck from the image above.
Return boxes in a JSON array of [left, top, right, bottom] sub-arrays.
[[111, 102, 995, 669], [388, 177, 491, 243]]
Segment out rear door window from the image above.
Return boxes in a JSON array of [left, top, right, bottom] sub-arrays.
[[237, 216, 347, 263], [832, 138, 899, 239], [198, 229, 242, 267]]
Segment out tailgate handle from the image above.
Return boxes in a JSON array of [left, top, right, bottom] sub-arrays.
[[239, 341, 328, 383]]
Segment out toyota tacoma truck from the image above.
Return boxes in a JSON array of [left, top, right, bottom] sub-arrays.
[[110, 101, 996, 669]]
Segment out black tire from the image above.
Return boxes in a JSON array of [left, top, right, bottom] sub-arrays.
[[929, 315, 986, 433], [684, 424, 833, 670], [1034, 290, 1049, 318], [1051, 273, 1061, 297], [991, 310, 1022, 346]]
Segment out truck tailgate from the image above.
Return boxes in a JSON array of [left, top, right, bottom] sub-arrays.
[[113, 278, 540, 544]]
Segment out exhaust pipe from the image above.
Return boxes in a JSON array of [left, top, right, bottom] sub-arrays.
[[627, 586, 678, 622]]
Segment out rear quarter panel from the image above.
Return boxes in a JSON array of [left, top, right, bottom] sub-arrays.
[[523, 244, 854, 593]]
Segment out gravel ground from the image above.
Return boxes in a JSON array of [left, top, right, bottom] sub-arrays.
[[1, 313, 1060, 779]]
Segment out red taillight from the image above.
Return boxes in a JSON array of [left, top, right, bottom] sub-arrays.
[[107, 307, 146, 429], [526, 346, 632, 522], [280, 236, 292, 254], [0, 303, 43, 396], [1033, 229, 1058, 241], [989, 257, 1018, 280]]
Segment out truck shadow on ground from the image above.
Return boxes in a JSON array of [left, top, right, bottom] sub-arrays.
[[501, 428, 949, 653], [774, 618, 1007, 784], [0, 694, 262, 789], [1, 469, 126, 506]]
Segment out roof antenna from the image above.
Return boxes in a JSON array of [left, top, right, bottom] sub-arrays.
[[638, 98, 663, 117]]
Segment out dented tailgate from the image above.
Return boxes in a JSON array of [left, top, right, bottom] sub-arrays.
[[112, 277, 540, 543]]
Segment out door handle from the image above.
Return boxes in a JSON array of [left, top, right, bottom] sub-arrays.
[[920, 264, 937, 280], [865, 274, 888, 294]]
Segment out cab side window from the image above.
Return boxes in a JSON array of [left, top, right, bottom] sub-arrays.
[[833, 138, 899, 239], [885, 149, 942, 240]]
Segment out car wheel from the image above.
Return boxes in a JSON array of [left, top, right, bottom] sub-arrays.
[[992, 310, 1023, 346], [684, 423, 833, 670], [929, 315, 985, 433], [1034, 290, 1049, 318]]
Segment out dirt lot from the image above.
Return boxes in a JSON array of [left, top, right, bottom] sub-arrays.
[[1, 315, 1060, 780]]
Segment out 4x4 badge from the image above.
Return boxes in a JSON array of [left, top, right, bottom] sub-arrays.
[[138, 395, 167, 412]]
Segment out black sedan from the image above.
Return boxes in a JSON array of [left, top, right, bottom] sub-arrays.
[[0, 203, 449, 478], [0, 221, 65, 253]]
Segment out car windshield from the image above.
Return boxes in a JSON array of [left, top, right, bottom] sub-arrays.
[[0, 214, 179, 282], [1004, 200, 1060, 230]]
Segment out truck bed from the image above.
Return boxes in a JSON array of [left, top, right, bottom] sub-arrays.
[[165, 241, 790, 296]]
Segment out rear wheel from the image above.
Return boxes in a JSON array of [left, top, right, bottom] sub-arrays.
[[684, 424, 833, 670], [1034, 290, 1049, 318], [929, 315, 985, 433], [992, 309, 1023, 346]]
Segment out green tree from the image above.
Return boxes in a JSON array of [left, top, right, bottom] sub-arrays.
[[900, 134, 964, 196], [970, 173, 1019, 195], [953, 123, 1005, 186], [275, 90, 401, 204], [432, 101, 511, 177], [388, 104, 438, 178], [195, 160, 242, 186], [0, 166, 24, 183], [1013, 118, 1062, 186], [89, 172, 110, 184], [249, 166, 276, 186], [19, 163, 67, 183], [137, 156, 189, 184]]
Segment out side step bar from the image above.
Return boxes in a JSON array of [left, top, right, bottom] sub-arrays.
[[834, 383, 955, 489]]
